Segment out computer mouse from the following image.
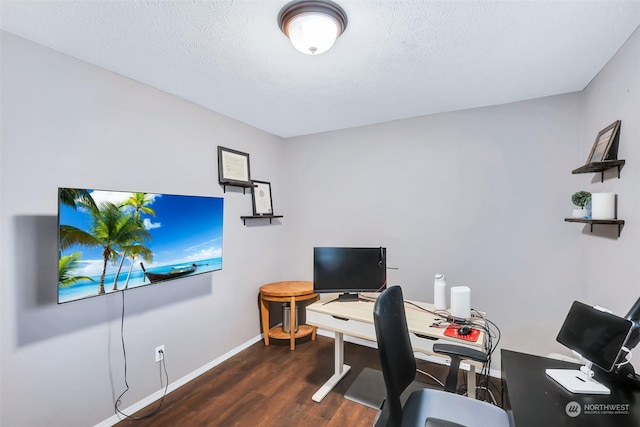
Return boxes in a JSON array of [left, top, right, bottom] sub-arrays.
[[458, 325, 472, 336]]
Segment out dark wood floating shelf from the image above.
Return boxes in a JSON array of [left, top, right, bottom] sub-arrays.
[[219, 181, 257, 194], [564, 218, 625, 237], [241, 215, 283, 225], [571, 159, 625, 182]]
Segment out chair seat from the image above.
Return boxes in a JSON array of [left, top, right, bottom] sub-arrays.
[[401, 389, 510, 427]]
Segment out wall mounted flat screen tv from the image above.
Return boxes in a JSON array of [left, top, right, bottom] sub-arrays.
[[58, 188, 223, 304], [313, 247, 386, 301]]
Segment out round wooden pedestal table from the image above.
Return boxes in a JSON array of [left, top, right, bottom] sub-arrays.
[[259, 281, 318, 350]]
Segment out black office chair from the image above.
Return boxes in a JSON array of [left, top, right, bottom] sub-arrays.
[[373, 286, 510, 427]]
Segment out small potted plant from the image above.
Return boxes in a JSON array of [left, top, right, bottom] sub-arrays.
[[571, 191, 591, 218]]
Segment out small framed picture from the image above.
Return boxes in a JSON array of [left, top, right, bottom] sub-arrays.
[[251, 180, 273, 215], [218, 146, 251, 185], [586, 121, 620, 164]]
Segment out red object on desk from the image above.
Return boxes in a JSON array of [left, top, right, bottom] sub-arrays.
[[444, 324, 480, 342]]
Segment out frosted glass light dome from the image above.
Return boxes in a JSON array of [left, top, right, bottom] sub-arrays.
[[278, 1, 348, 56], [287, 12, 340, 55]]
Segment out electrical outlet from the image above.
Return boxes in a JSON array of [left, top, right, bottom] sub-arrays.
[[155, 345, 165, 363]]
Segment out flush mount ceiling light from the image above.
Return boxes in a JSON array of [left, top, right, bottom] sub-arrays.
[[278, 0, 348, 55]]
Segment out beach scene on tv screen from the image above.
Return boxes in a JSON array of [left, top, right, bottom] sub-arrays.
[[58, 188, 223, 303]]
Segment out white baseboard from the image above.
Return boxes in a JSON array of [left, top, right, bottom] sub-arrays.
[[95, 334, 264, 427]]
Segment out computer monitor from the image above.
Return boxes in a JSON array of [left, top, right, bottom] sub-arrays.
[[313, 247, 386, 301], [546, 301, 634, 394]]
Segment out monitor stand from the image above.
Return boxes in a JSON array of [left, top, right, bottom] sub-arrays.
[[546, 364, 611, 395], [337, 292, 359, 302], [321, 292, 360, 305]]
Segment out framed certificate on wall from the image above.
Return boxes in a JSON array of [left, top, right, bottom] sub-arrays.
[[251, 180, 273, 215], [218, 146, 251, 185]]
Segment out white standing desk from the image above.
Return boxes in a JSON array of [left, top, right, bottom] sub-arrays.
[[306, 293, 486, 402]]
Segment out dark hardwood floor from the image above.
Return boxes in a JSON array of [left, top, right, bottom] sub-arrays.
[[115, 335, 498, 426]]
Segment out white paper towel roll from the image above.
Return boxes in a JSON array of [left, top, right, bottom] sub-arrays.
[[592, 193, 616, 220], [450, 286, 471, 320]]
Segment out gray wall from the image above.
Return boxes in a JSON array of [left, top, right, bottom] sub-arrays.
[[1, 32, 288, 427], [1, 26, 639, 427], [580, 27, 640, 312], [281, 93, 584, 360]]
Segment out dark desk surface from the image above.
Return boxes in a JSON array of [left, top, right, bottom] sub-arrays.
[[501, 349, 640, 427]]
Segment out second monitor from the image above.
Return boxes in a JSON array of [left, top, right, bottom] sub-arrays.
[[546, 300, 634, 394]]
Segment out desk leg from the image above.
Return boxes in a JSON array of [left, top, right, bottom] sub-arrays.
[[311, 331, 351, 402], [311, 296, 318, 341], [468, 365, 476, 399]]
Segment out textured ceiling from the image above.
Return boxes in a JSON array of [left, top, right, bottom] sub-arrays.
[[1, 1, 639, 138]]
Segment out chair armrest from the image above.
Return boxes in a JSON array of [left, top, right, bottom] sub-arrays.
[[433, 343, 488, 364]]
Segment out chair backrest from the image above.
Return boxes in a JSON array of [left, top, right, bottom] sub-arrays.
[[373, 286, 417, 427]]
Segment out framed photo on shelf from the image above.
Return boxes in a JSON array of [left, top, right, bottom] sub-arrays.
[[586, 120, 620, 164], [251, 180, 273, 215], [217, 146, 251, 185]]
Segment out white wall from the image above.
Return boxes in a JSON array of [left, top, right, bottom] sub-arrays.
[[580, 27, 640, 313], [280, 94, 584, 365], [1, 32, 289, 427]]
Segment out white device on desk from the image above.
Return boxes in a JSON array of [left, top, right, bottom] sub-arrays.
[[450, 286, 471, 320], [433, 274, 447, 310], [546, 301, 634, 394]]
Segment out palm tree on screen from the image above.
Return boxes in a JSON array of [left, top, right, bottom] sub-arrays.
[[126, 192, 157, 219], [122, 244, 154, 289], [59, 201, 151, 294], [111, 193, 156, 290], [58, 188, 97, 211], [58, 252, 95, 288]]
